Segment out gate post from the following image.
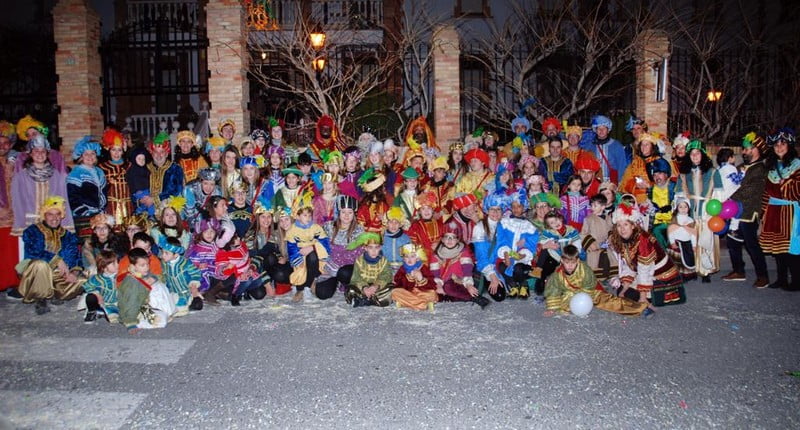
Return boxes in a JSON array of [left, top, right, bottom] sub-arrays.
[[432, 24, 461, 145], [206, 0, 251, 137], [52, 0, 104, 161], [636, 30, 670, 151]]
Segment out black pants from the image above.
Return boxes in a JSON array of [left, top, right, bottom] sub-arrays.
[[314, 264, 353, 300], [727, 220, 768, 278], [296, 251, 321, 290], [534, 253, 560, 296], [774, 253, 800, 288], [265, 252, 292, 284]]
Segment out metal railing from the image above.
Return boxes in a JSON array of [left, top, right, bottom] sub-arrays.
[[269, 0, 384, 29], [126, 0, 200, 28]]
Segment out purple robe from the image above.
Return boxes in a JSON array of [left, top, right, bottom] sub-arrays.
[[11, 167, 74, 235]]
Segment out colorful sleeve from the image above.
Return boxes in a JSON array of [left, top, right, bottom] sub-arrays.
[[553, 159, 573, 186], [60, 231, 82, 270], [23, 226, 55, 262]]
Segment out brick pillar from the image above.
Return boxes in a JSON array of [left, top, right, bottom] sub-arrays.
[[53, 0, 103, 161], [432, 24, 461, 145], [635, 30, 670, 154], [207, 0, 250, 137]]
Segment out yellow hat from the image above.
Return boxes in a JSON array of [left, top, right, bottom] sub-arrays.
[[399, 243, 427, 262], [431, 156, 449, 171], [39, 196, 66, 219]]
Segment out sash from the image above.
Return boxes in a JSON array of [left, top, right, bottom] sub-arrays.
[[768, 197, 800, 255]]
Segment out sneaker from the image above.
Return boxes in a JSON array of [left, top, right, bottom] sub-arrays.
[[6, 289, 23, 301], [518, 286, 529, 299], [532, 296, 545, 306], [231, 295, 241, 307], [35, 299, 50, 315], [753, 278, 770, 289], [189, 297, 204, 311], [427, 302, 435, 312], [84, 310, 97, 323], [721, 272, 746, 282], [643, 308, 655, 319], [303, 287, 315, 301], [508, 287, 519, 298]]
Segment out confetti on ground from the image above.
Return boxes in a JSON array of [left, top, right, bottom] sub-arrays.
[[784, 371, 800, 378], [679, 400, 688, 409], [730, 324, 739, 331]]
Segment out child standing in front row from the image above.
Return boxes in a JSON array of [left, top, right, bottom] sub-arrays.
[[560, 175, 591, 231], [82, 250, 120, 323], [118, 248, 177, 333]]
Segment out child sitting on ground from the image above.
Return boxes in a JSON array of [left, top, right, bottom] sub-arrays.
[[81, 250, 120, 323], [286, 205, 331, 302], [345, 232, 394, 307], [159, 236, 204, 315], [543, 245, 651, 318], [118, 247, 177, 333], [391, 243, 438, 311], [580, 194, 618, 281], [216, 234, 268, 306]]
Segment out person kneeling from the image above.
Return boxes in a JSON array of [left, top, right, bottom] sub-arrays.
[[391, 244, 438, 311], [345, 233, 394, 307], [118, 248, 177, 333], [543, 245, 650, 318]]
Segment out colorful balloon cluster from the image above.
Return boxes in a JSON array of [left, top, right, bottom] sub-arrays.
[[706, 199, 743, 235]]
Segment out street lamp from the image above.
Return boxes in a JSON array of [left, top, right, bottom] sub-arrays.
[[706, 90, 722, 102], [309, 26, 326, 51], [312, 57, 326, 72]]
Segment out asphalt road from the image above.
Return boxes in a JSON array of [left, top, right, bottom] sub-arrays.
[[1, 256, 798, 429]]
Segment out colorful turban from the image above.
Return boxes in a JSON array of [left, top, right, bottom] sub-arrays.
[[542, 117, 562, 132], [72, 136, 102, 160], [16, 115, 48, 141], [591, 115, 612, 132], [217, 119, 236, 136], [0, 120, 18, 144], [39, 195, 67, 219], [101, 129, 124, 149], [205, 136, 226, 154]]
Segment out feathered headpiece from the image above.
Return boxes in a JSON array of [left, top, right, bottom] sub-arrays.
[[196, 217, 221, 235], [625, 115, 647, 132], [291, 188, 315, 216], [612, 202, 643, 225], [542, 117, 562, 132], [741, 132, 766, 152], [321, 149, 343, 165], [415, 190, 439, 210], [565, 125, 583, 138], [39, 195, 66, 219], [89, 213, 115, 230], [511, 98, 536, 132], [16, 115, 48, 141], [72, 136, 101, 160], [240, 155, 265, 169], [101, 129, 124, 149], [358, 168, 386, 193], [383, 206, 410, 230], [0, 120, 18, 143], [672, 131, 691, 149], [160, 195, 187, 215], [346, 232, 382, 250], [268, 117, 284, 130], [205, 136, 227, 154]]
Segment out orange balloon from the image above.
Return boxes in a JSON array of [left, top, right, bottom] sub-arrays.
[[707, 215, 726, 233]]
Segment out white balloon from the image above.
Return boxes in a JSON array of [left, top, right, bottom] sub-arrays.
[[569, 292, 594, 317]]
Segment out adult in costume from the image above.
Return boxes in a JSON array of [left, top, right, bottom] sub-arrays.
[[579, 115, 627, 183], [99, 129, 132, 226], [147, 132, 185, 207], [454, 148, 495, 197], [310, 115, 346, 164], [0, 121, 19, 292], [183, 167, 223, 228], [759, 129, 800, 290], [67, 137, 107, 237], [173, 130, 208, 183], [15, 196, 85, 314]]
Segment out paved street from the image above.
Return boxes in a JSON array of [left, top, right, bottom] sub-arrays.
[[1, 257, 799, 429]]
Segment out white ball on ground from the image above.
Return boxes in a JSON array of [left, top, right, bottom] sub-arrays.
[[569, 292, 593, 317]]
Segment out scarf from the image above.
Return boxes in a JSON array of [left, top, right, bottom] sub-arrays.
[[27, 163, 54, 182], [402, 260, 422, 273], [294, 219, 313, 229], [363, 252, 383, 265], [385, 229, 404, 239], [436, 241, 463, 260]]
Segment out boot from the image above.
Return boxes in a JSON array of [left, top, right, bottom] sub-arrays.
[[189, 297, 204, 311], [471, 295, 491, 309], [231, 295, 241, 306], [203, 281, 226, 306]]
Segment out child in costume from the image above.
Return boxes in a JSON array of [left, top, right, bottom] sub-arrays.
[[544, 245, 650, 318], [580, 194, 618, 281], [491, 194, 539, 299], [159, 236, 204, 315], [81, 250, 120, 323], [559, 175, 591, 231], [118, 248, 176, 333], [357, 168, 391, 233], [345, 232, 394, 307], [430, 221, 490, 308], [393, 166, 421, 220], [406, 191, 444, 256], [215, 234, 268, 306], [381, 207, 411, 273], [286, 203, 331, 302], [536, 210, 583, 301], [472, 193, 507, 302], [186, 217, 222, 302], [666, 196, 698, 280], [67, 137, 107, 238], [227, 182, 253, 238], [391, 244, 438, 311]]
